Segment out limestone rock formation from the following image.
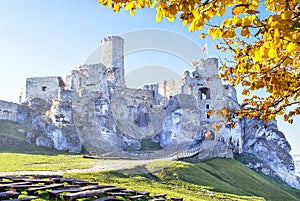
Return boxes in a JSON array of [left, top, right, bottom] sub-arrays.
[[160, 94, 200, 148], [0, 35, 298, 189], [242, 119, 300, 189]]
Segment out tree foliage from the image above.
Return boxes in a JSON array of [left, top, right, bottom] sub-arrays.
[[98, 0, 300, 124]]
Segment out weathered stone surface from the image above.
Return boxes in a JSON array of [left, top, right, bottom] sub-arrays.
[[242, 119, 300, 189], [27, 98, 52, 115], [36, 136, 53, 148], [0, 36, 298, 190], [31, 116, 48, 132], [20, 76, 64, 104], [47, 125, 82, 153], [160, 94, 200, 148], [110, 89, 158, 140], [17, 129, 25, 134], [25, 132, 35, 144]]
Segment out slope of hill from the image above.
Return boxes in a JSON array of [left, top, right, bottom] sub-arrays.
[[1, 119, 299, 200], [65, 159, 300, 201]]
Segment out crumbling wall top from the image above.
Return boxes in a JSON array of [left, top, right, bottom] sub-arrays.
[[100, 36, 124, 44]]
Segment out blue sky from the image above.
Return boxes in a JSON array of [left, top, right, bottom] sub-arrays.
[[0, 0, 299, 154]]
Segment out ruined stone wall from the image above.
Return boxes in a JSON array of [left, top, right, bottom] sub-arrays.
[[114, 88, 156, 107], [157, 78, 185, 98], [68, 64, 109, 99], [0, 100, 19, 122], [0, 100, 29, 124], [20, 76, 63, 103], [223, 84, 240, 110], [110, 88, 163, 140], [159, 94, 200, 147]]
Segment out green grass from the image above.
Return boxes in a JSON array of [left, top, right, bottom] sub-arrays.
[[0, 154, 299, 201], [128, 138, 162, 151], [140, 138, 162, 151], [0, 153, 97, 172], [65, 159, 300, 201], [0, 120, 299, 201]]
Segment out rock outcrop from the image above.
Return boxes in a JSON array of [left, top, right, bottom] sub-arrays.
[[0, 35, 298, 190], [242, 119, 300, 189]]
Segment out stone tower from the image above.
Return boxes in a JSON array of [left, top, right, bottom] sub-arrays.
[[191, 58, 224, 139], [100, 36, 125, 88]]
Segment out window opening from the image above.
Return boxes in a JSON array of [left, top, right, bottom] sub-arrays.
[[199, 88, 210, 100], [42, 86, 47, 91]]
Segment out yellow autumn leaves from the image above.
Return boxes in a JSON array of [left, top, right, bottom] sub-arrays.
[[99, 0, 300, 123]]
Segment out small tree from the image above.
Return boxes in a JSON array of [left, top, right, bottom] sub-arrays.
[[98, 0, 300, 124]]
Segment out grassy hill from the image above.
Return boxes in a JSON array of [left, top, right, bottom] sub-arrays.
[[65, 159, 300, 201], [0, 119, 299, 200]]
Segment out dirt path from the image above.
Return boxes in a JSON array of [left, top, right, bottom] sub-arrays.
[[0, 158, 172, 176]]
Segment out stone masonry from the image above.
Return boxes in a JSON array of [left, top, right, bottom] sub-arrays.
[[0, 35, 299, 189]]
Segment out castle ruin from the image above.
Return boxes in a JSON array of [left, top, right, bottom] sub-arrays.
[[0, 36, 299, 189]]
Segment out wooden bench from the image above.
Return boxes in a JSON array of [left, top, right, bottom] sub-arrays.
[[58, 178, 77, 184], [58, 178, 98, 185], [1, 176, 29, 182], [128, 194, 146, 200], [154, 194, 167, 198], [0, 182, 32, 191], [48, 185, 100, 199], [97, 185, 116, 189], [94, 198, 122, 201], [121, 189, 136, 194], [61, 185, 81, 189], [0, 181, 13, 184], [63, 189, 105, 201], [63, 187, 126, 201], [72, 180, 98, 186], [137, 191, 150, 196], [33, 175, 63, 179], [21, 179, 54, 185], [0, 191, 20, 200], [9, 184, 44, 192], [26, 184, 64, 196], [171, 198, 183, 201], [1, 196, 38, 201], [100, 187, 126, 193], [108, 192, 127, 197]]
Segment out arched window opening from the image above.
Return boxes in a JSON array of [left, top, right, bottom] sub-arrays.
[[199, 88, 210, 100]]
